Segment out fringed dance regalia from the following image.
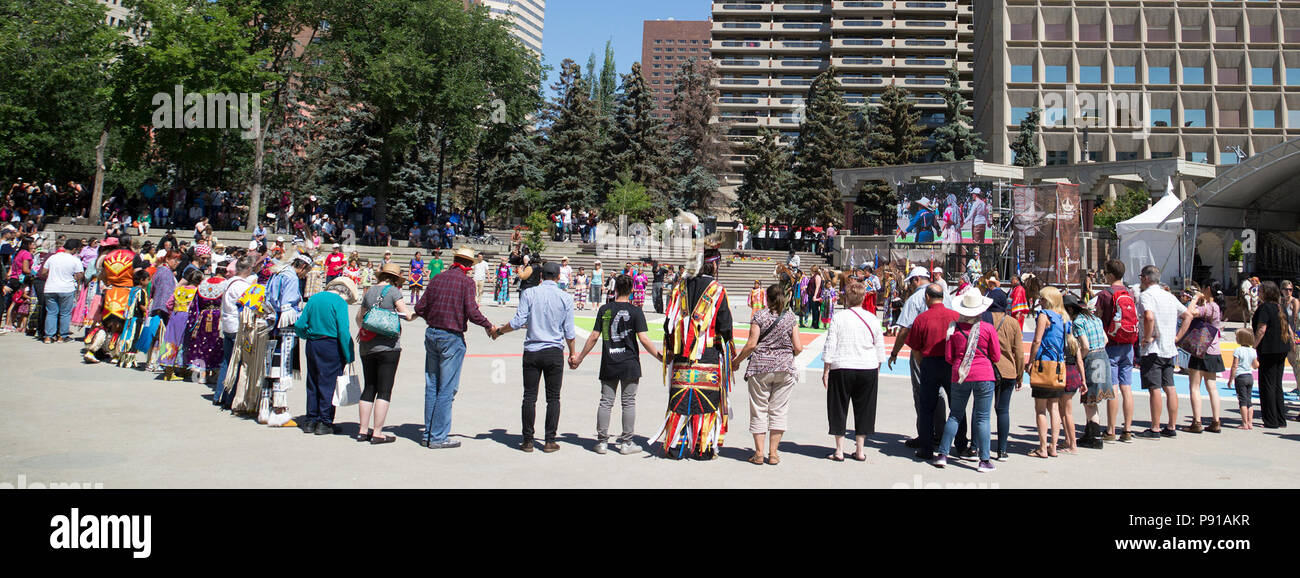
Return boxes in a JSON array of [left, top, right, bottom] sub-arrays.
[[185, 279, 226, 373], [1009, 284, 1030, 329], [652, 271, 735, 459], [224, 281, 269, 415], [256, 265, 303, 427], [83, 249, 136, 364], [157, 285, 196, 369], [495, 264, 511, 304], [115, 284, 148, 367]]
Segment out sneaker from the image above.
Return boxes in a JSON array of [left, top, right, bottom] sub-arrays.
[[593, 440, 608, 455], [1160, 428, 1177, 438], [1139, 429, 1161, 439], [977, 460, 996, 473], [904, 438, 920, 449], [617, 441, 643, 455], [300, 420, 316, 434], [930, 455, 947, 468], [1102, 432, 1117, 442], [428, 440, 461, 449], [1119, 431, 1133, 442], [996, 451, 1009, 462]]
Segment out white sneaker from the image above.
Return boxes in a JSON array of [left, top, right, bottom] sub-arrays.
[[593, 440, 608, 455], [618, 441, 643, 455]]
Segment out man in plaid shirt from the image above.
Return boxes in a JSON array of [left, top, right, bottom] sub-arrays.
[[414, 246, 498, 449]]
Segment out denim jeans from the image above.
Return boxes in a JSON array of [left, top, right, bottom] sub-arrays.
[[214, 332, 236, 405], [994, 378, 1017, 454], [939, 380, 995, 461], [424, 327, 466, 444], [1106, 343, 1135, 388], [43, 291, 76, 339]]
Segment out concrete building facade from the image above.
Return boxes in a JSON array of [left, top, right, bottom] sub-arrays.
[[709, 0, 976, 178], [473, 0, 547, 57], [975, 0, 1300, 172], [643, 20, 713, 120]]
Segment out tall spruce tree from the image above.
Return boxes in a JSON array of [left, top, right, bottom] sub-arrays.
[[598, 40, 618, 116], [1010, 107, 1042, 166], [666, 57, 728, 211], [610, 62, 672, 205], [930, 68, 986, 162], [789, 69, 861, 227], [482, 131, 545, 215], [864, 85, 926, 166], [542, 59, 603, 210], [733, 127, 793, 229]]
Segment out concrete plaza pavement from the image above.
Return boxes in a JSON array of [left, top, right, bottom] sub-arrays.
[[1, 300, 1297, 489]]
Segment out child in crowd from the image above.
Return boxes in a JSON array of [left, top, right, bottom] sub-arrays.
[[573, 267, 588, 310], [1230, 328, 1259, 430], [748, 279, 766, 313], [7, 284, 31, 336]]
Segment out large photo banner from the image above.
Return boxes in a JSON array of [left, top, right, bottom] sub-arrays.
[[1012, 183, 1082, 285], [894, 181, 995, 244]]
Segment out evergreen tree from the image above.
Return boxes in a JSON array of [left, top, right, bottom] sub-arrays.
[[788, 69, 861, 227], [610, 62, 672, 206], [930, 68, 986, 162], [1010, 107, 1042, 167], [586, 52, 599, 104], [598, 40, 618, 116], [733, 127, 793, 229], [864, 85, 925, 166], [482, 131, 545, 215], [665, 57, 728, 211], [542, 59, 603, 210]]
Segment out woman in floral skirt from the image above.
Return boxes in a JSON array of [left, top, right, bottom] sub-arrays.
[[186, 275, 227, 384]]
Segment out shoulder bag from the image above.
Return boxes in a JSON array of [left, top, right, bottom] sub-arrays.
[[360, 285, 401, 339], [1029, 316, 1066, 389]]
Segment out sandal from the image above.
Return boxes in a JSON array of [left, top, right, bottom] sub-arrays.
[[748, 454, 766, 465], [369, 434, 396, 445], [767, 454, 781, 465], [354, 430, 372, 442], [851, 453, 867, 462], [827, 453, 845, 462], [1028, 448, 1050, 459]]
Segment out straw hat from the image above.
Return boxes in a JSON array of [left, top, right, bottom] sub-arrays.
[[952, 287, 993, 317], [326, 276, 359, 304], [453, 245, 478, 263], [378, 262, 404, 282]]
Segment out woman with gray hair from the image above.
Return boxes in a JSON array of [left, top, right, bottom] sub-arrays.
[[732, 283, 803, 465], [294, 276, 358, 436], [820, 280, 887, 462]]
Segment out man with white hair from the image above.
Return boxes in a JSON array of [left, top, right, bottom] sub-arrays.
[[965, 188, 990, 244], [889, 267, 953, 452]]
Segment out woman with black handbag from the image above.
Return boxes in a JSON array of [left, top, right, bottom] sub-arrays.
[[1173, 281, 1225, 433], [353, 263, 415, 444], [732, 284, 804, 465]]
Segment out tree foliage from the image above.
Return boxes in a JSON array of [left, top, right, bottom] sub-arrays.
[[1010, 107, 1042, 167], [1093, 186, 1150, 235], [541, 59, 604, 211], [930, 68, 985, 162], [789, 69, 861, 227], [734, 127, 793, 227], [666, 57, 728, 211]]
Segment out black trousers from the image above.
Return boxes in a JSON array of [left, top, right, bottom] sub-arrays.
[[360, 350, 401, 403], [522, 348, 565, 442], [808, 300, 823, 329], [917, 356, 966, 456], [1258, 353, 1289, 428], [652, 282, 664, 314], [827, 368, 879, 436]]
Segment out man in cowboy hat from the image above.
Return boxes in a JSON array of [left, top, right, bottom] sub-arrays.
[[494, 260, 577, 452], [414, 245, 498, 449], [294, 276, 358, 435], [901, 197, 938, 243], [965, 187, 991, 244]]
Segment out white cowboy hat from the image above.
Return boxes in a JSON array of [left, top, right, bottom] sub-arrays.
[[904, 266, 930, 283], [913, 197, 935, 210], [952, 287, 993, 317], [932, 266, 944, 274]]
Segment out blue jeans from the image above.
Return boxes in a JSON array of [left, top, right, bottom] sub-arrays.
[[214, 332, 236, 405], [424, 328, 467, 444], [1106, 343, 1135, 388], [42, 291, 76, 339], [994, 378, 1017, 454], [939, 380, 994, 461]]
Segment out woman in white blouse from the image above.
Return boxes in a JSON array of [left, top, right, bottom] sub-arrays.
[[821, 281, 888, 461]]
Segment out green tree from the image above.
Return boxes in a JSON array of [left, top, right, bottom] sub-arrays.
[[597, 40, 618, 117], [930, 68, 986, 162], [481, 131, 546, 218], [789, 69, 861, 227], [1093, 186, 1150, 235], [603, 173, 654, 221], [609, 62, 672, 205], [524, 209, 550, 255], [733, 127, 793, 229], [542, 59, 603, 210], [665, 57, 728, 211], [1010, 107, 1042, 167], [0, 0, 118, 179], [864, 85, 925, 166]]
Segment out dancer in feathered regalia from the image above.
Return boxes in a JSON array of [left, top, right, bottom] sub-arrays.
[[652, 237, 735, 460], [255, 254, 312, 427]]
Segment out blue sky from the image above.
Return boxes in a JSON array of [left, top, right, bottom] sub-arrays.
[[540, 0, 710, 98]]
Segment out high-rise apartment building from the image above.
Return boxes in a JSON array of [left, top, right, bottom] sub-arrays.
[[472, 0, 547, 57], [643, 20, 713, 120], [975, 0, 1300, 167], [710, 0, 975, 176]]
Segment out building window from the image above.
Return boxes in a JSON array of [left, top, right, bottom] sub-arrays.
[[1254, 110, 1276, 128], [1221, 151, 1240, 165], [1290, 109, 1300, 128], [1046, 150, 1069, 165], [1113, 66, 1136, 83], [1011, 65, 1034, 83], [1044, 107, 1067, 126], [1287, 68, 1300, 86], [1184, 66, 1206, 84], [1011, 22, 1034, 40], [1151, 108, 1173, 127], [1113, 25, 1138, 41], [1184, 109, 1207, 127], [1152, 151, 1175, 159], [1148, 66, 1170, 84], [1219, 109, 1240, 128], [1216, 27, 1239, 43], [1079, 65, 1102, 83], [1044, 65, 1068, 83], [1187, 151, 1209, 163], [1115, 151, 1138, 161], [1011, 106, 1033, 125], [1251, 25, 1275, 43], [1252, 67, 1274, 85], [1218, 67, 1240, 84], [1183, 26, 1206, 42]]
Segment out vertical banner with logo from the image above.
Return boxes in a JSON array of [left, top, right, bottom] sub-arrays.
[[1012, 183, 1081, 285]]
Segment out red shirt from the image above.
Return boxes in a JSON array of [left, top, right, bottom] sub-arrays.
[[414, 268, 492, 334], [325, 252, 345, 276], [905, 304, 959, 358]]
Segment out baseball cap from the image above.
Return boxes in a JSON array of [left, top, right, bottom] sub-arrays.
[[904, 266, 929, 282], [932, 267, 944, 274]]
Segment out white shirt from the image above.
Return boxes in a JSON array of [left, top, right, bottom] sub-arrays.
[[42, 251, 84, 294], [822, 307, 888, 370], [472, 261, 489, 282], [1137, 284, 1187, 359], [220, 275, 256, 334], [559, 265, 572, 285]]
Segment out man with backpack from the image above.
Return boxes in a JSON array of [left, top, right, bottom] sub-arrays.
[[1095, 259, 1139, 442]]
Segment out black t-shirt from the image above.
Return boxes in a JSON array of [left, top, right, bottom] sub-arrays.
[[653, 266, 666, 283], [596, 301, 649, 381], [1252, 302, 1292, 355]]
